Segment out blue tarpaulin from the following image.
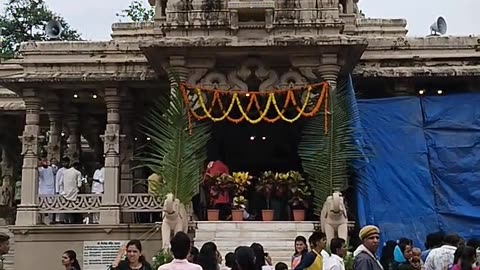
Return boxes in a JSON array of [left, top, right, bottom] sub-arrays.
[[355, 94, 480, 247]]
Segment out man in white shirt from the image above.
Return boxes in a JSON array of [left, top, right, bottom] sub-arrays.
[[61, 162, 83, 224], [91, 162, 104, 224], [324, 238, 346, 270], [158, 231, 202, 270], [53, 157, 70, 224], [38, 158, 56, 224], [425, 234, 460, 270]]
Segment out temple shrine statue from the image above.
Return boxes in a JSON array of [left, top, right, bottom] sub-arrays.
[[321, 191, 348, 245], [161, 193, 188, 249]]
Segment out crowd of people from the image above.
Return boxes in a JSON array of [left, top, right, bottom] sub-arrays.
[[36, 157, 105, 224], [51, 224, 479, 270], [2, 224, 478, 270]]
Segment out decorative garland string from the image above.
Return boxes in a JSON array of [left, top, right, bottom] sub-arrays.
[[181, 82, 330, 134]]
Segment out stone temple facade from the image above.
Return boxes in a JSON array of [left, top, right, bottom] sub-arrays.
[[0, 0, 479, 269]]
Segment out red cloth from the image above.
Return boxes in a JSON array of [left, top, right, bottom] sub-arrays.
[[204, 161, 231, 206]]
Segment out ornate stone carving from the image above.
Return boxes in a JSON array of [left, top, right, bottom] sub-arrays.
[[101, 124, 122, 155], [278, 70, 308, 89], [0, 147, 13, 207], [226, 58, 279, 91], [20, 128, 38, 156], [200, 72, 230, 90], [119, 193, 163, 212], [38, 194, 102, 213], [187, 58, 311, 93]]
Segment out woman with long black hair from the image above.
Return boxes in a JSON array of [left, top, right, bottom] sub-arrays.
[[196, 242, 219, 270], [452, 246, 479, 270], [233, 246, 256, 270], [111, 240, 153, 270], [62, 250, 81, 270], [291, 236, 309, 270]]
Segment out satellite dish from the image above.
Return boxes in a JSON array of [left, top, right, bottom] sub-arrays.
[[45, 20, 63, 39], [430, 16, 447, 36]]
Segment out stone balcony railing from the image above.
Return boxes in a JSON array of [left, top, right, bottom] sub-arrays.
[[38, 193, 163, 214]]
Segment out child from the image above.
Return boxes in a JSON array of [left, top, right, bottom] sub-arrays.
[[275, 262, 288, 270], [411, 248, 423, 270]]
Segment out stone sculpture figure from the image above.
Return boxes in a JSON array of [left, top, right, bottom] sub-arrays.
[[353, 0, 360, 14], [320, 191, 348, 245], [161, 193, 188, 249]]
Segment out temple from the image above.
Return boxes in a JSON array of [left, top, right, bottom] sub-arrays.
[[0, 0, 479, 269]]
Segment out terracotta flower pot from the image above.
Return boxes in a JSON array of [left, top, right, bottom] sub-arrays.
[[231, 209, 244, 221], [207, 209, 219, 221], [262, 209, 274, 221], [293, 209, 305, 221]]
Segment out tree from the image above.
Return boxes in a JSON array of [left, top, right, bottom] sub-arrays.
[[298, 78, 363, 216], [117, 0, 154, 23], [137, 73, 211, 205], [0, 0, 81, 60]]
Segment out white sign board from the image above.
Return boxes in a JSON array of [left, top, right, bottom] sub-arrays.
[[83, 240, 127, 270]]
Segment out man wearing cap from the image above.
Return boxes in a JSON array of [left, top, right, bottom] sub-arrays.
[[353, 225, 383, 270], [0, 233, 10, 270]]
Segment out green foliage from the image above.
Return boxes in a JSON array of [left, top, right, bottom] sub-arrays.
[[151, 249, 173, 269], [137, 74, 211, 204], [0, 0, 81, 59], [298, 79, 362, 215], [117, 0, 154, 22], [344, 252, 355, 270]]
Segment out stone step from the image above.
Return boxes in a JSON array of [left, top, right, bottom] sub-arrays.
[[196, 221, 315, 231], [196, 230, 310, 239], [194, 221, 316, 267], [0, 226, 14, 270]]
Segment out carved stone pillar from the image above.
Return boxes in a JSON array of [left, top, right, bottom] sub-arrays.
[[16, 89, 41, 226], [99, 88, 123, 224], [47, 108, 62, 162], [119, 97, 135, 223], [0, 146, 14, 225], [317, 53, 341, 89], [65, 108, 81, 162], [119, 98, 134, 194]]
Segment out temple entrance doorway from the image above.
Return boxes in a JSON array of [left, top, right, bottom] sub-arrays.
[[204, 120, 310, 221]]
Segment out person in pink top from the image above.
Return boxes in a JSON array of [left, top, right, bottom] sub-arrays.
[[451, 246, 479, 270], [158, 232, 202, 270]]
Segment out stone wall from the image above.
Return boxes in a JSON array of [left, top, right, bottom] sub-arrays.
[[12, 225, 163, 270]]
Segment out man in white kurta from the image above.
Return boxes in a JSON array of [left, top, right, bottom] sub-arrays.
[[38, 159, 56, 224], [54, 157, 70, 223], [91, 162, 104, 223], [61, 162, 82, 224]]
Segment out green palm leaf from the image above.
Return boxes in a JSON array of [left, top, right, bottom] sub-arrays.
[[137, 74, 211, 204], [298, 78, 362, 216]]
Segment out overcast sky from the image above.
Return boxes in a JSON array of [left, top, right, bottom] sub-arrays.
[[1, 0, 479, 40]]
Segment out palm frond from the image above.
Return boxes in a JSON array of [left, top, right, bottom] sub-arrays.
[[298, 77, 363, 215], [136, 75, 210, 204]]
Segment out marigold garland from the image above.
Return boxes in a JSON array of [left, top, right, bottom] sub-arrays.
[[180, 83, 330, 134]]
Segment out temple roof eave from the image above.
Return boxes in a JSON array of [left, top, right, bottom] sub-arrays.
[[0, 70, 158, 83]]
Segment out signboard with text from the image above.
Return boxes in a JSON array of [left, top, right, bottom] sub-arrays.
[[83, 240, 127, 270]]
